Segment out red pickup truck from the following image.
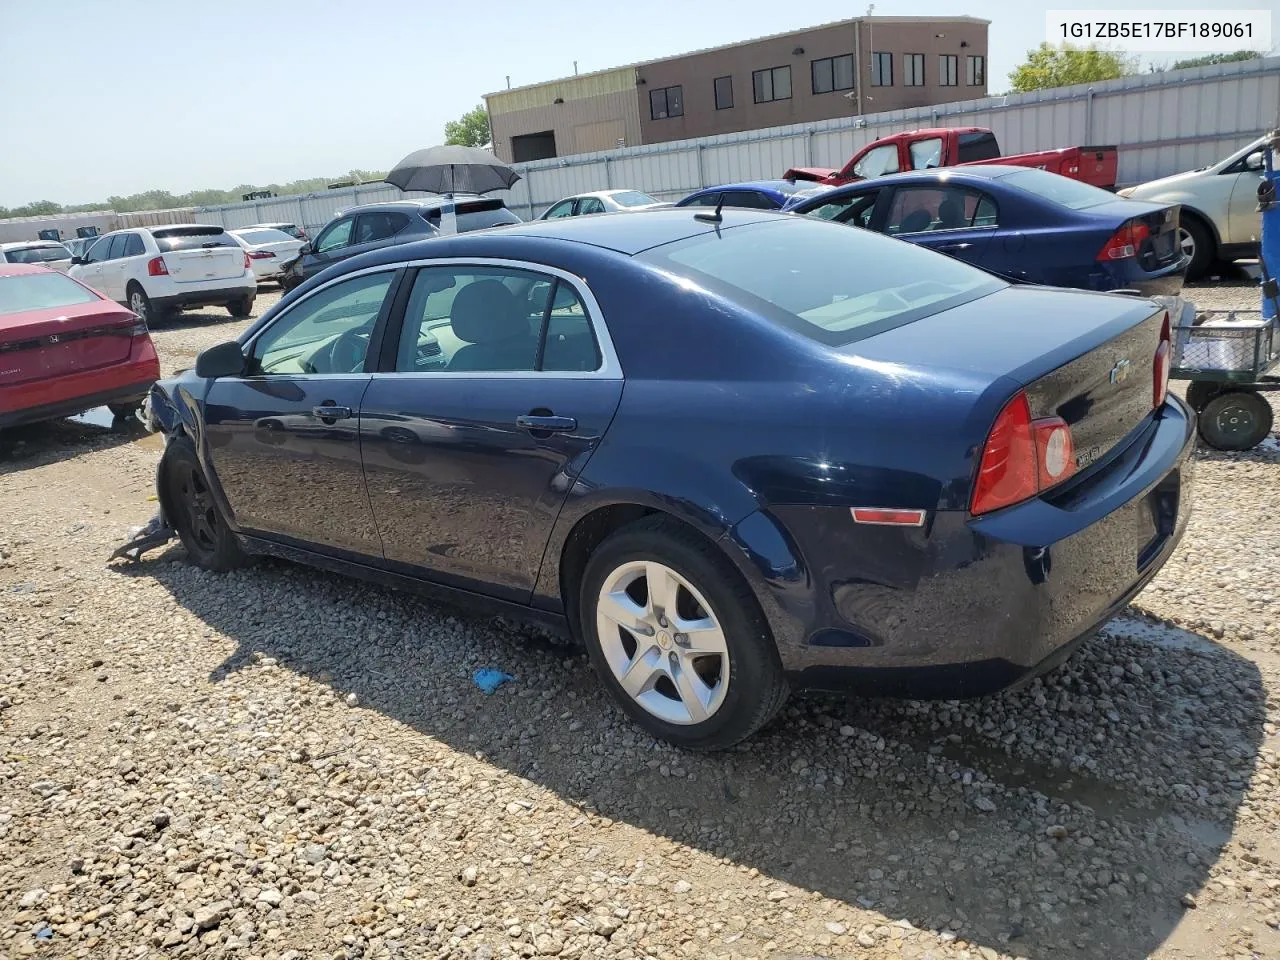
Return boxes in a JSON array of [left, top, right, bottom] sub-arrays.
[[784, 127, 1119, 190]]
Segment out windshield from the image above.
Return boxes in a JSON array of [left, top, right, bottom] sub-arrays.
[[613, 191, 660, 207], [152, 226, 239, 252], [998, 169, 1116, 210], [4, 245, 70, 264], [639, 218, 1003, 345], [0, 272, 98, 315]]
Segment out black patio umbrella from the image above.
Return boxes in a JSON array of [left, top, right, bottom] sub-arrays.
[[385, 145, 521, 195]]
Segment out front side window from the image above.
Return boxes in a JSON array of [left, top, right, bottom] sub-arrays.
[[0, 272, 98, 314], [967, 55, 985, 86], [84, 236, 113, 263], [649, 85, 683, 120], [394, 267, 600, 373], [903, 54, 925, 87], [939, 55, 958, 87], [315, 218, 354, 254], [802, 190, 881, 228], [908, 137, 944, 170], [714, 75, 733, 110], [122, 234, 145, 257], [811, 54, 854, 94], [355, 212, 410, 244], [251, 271, 394, 375], [752, 65, 791, 103], [103, 235, 126, 260], [871, 52, 892, 87], [544, 199, 575, 219], [852, 143, 900, 179], [640, 218, 1003, 345]]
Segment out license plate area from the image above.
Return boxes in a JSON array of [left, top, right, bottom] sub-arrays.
[[1137, 468, 1180, 571]]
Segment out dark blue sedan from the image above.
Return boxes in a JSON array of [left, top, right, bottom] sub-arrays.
[[143, 209, 1194, 750], [786, 166, 1189, 298]]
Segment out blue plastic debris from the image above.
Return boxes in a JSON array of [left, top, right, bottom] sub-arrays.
[[472, 668, 516, 694], [34, 927, 52, 940]]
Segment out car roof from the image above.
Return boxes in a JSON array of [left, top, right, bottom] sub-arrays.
[[144, 223, 227, 231], [0, 240, 68, 250], [0, 262, 59, 276]]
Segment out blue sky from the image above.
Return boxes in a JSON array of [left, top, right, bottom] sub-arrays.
[[0, 0, 1273, 207]]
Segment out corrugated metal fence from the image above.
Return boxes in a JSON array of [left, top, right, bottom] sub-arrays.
[[188, 54, 1277, 230]]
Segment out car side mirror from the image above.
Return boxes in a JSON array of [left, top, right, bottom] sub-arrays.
[[71, 256, 85, 265], [195, 341, 246, 379], [299, 243, 313, 255], [1246, 151, 1265, 171]]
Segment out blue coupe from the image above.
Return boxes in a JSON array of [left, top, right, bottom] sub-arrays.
[[142, 209, 1194, 749], [786, 166, 1189, 298]]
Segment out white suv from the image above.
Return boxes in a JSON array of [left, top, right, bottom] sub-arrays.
[[69, 225, 257, 324]]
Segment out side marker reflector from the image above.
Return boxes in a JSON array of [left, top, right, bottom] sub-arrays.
[[851, 508, 927, 527]]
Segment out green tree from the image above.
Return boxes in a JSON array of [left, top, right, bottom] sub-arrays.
[[444, 105, 491, 148], [1172, 50, 1260, 70], [1009, 43, 1135, 93]]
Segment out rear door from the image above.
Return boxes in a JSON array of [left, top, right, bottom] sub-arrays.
[[198, 269, 399, 556], [359, 262, 624, 602], [344, 211, 411, 258], [151, 227, 245, 286], [880, 184, 997, 267]]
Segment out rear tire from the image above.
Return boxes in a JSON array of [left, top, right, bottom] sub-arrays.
[[1197, 390, 1273, 451], [162, 439, 247, 571], [1179, 215, 1215, 282], [227, 296, 254, 318], [579, 515, 788, 750], [126, 283, 155, 326]]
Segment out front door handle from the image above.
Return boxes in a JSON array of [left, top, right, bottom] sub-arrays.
[[312, 404, 352, 420], [516, 414, 577, 432]]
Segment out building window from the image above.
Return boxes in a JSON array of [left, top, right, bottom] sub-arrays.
[[714, 75, 733, 110], [967, 55, 986, 87], [811, 54, 854, 94], [649, 85, 683, 120], [903, 54, 925, 87], [871, 52, 892, 87], [752, 65, 792, 103], [939, 55, 958, 87]]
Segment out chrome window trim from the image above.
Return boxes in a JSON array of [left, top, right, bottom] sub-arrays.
[[374, 256, 623, 381]]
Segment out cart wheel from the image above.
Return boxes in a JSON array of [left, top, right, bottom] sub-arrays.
[[1197, 390, 1274, 451], [1183, 380, 1220, 413]]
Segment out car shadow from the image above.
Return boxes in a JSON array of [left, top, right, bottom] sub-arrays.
[[0, 410, 149, 472], [128, 552, 1266, 960]]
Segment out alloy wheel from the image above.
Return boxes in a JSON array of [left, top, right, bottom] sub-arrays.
[[130, 291, 148, 321], [595, 560, 730, 725], [1178, 227, 1195, 261]]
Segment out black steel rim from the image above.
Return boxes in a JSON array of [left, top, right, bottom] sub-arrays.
[[174, 465, 218, 554]]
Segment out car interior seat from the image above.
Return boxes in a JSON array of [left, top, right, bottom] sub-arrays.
[[936, 196, 967, 230], [447, 280, 538, 371]]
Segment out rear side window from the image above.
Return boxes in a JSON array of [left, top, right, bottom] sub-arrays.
[[612, 191, 659, 207], [355, 212, 410, 244], [456, 207, 521, 232], [152, 227, 239, 252], [0, 272, 99, 315], [639, 218, 1004, 346], [957, 131, 1000, 163], [4, 245, 69, 264]]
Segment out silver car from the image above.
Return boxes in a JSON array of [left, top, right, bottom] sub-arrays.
[[539, 189, 670, 219], [0, 240, 73, 273], [1119, 137, 1265, 279]]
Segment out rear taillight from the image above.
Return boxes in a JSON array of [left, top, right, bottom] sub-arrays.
[[249, 250, 276, 259], [1154, 310, 1171, 408], [147, 256, 168, 276], [1097, 220, 1151, 261], [244, 252, 253, 270], [129, 321, 149, 336], [971, 391, 1078, 516]]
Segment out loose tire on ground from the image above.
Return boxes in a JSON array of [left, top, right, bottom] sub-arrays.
[[162, 439, 247, 571], [1197, 390, 1273, 451], [579, 515, 788, 750]]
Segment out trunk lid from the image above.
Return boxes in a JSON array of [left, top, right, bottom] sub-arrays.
[[0, 301, 138, 384], [152, 227, 246, 284], [848, 286, 1166, 474]]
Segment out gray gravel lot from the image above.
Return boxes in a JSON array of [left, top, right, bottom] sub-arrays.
[[1, 271, 1279, 960]]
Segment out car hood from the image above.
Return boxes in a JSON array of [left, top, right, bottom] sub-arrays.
[[1125, 167, 1209, 198]]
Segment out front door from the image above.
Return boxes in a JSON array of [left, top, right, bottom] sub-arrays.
[[359, 263, 623, 602], [1227, 160, 1266, 244], [301, 216, 355, 282], [199, 269, 399, 556]]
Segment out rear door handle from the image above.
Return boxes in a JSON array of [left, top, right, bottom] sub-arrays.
[[312, 404, 352, 420], [516, 414, 577, 432]]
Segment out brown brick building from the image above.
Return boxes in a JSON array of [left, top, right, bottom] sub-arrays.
[[485, 16, 989, 164]]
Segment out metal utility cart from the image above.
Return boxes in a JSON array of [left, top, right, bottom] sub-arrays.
[[1173, 306, 1278, 450]]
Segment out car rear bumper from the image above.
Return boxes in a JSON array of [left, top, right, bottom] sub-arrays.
[[152, 282, 256, 312], [1099, 256, 1189, 298], [726, 399, 1197, 698], [0, 339, 160, 428]]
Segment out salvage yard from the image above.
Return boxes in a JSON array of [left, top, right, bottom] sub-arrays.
[[2, 276, 1279, 960]]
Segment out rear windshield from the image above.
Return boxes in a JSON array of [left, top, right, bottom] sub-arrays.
[[152, 226, 239, 252], [235, 228, 293, 244], [999, 169, 1114, 210], [5, 245, 69, 264], [613, 191, 660, 207], [457, 208, 521, 232], [0, 272, 99, 315], [638, 218, 1004, 345]]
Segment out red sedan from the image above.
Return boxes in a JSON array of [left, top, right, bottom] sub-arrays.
[[0, 264, 160, 429]]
